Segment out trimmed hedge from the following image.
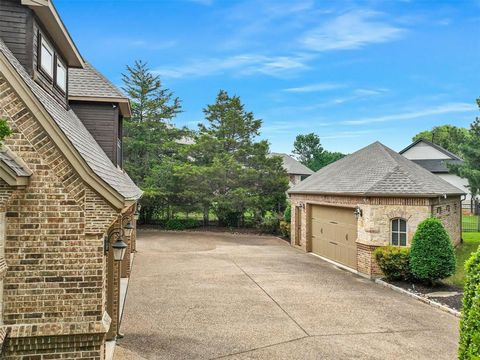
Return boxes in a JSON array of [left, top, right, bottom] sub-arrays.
[[410, 217, 456, 283], [374, 246, 412, 281], [164, 219, 201, 230], [459, 246, 480, 359]]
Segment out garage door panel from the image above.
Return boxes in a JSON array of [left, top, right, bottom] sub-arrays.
[[310, 205, 358, 269]]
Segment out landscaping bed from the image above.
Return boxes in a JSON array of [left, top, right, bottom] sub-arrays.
[[386, 279, 463, 312]]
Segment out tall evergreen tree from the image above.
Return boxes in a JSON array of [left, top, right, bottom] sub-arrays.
[[122, 60, 181, 122]]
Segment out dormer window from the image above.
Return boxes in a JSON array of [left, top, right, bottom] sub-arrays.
[[37, 31, 67, 94], [40, 35, 54, 78], [55, 59, 67, 91]]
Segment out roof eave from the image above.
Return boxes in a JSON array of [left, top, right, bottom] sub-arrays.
[[68, 96, 131, 117], [0, 50, 129, 210], [288, 190, 465, 198], [21, 0, 84, 68]]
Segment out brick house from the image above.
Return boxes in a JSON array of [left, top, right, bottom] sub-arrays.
[[0, 0, 141, 358], [270, 152, 314, 187], [289, 142, 464, 277]]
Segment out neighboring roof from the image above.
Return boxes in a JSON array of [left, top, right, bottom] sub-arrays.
[[0, 147, 32, 187], [0, 39, 141, 205], [289, 142, 465, 197], [68, 62, 131, 117], [410, 159, 464, 173], [270, 153, 314, 176], [399, 138, 463, 161], [21, 0, 84, 68]]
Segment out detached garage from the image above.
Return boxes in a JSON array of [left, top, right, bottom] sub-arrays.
[[288, 142, 464, 277]]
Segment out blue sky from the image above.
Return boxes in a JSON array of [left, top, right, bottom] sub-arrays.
[[57, 0, 479, 154]]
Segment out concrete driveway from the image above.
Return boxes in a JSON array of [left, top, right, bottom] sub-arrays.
[[115, 230, 459, 360]]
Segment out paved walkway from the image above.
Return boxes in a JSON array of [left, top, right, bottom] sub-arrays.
[[115, 230, 459, 360]]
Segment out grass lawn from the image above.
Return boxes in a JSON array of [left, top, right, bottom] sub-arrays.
[[462, 215, 480, 232], [445, 232, 480, 287]]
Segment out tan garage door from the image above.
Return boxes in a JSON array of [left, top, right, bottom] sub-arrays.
[[310, 205, 357, 269]]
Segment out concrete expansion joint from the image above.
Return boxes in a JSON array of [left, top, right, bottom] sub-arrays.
[[229, 257, 310, 337], [210, 328, 438, 359]]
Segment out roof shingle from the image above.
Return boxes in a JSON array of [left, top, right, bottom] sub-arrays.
[[68, 62, 126, 99], [0, 39, 141, 201], [289, 142, 465, 197], [270, 153, 314, 176]]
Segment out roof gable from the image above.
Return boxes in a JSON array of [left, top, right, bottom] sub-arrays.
[[399, 139, 463, 161], [0, 38, 141, 207], [68, 62, 131, 117], [289, 141, 465, 197]]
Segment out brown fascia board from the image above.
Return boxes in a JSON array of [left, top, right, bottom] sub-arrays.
[[21, 0, 85, 68], [0, 51, 127, 210], [68, 96, 132, 117]]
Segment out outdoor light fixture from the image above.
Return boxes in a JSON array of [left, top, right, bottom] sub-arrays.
[[134, 211, 140, 221], [112, 236, 128, 261], [104, 220, 131, 262], [124, 222, 134, 237], [354, 207, 363, 219]]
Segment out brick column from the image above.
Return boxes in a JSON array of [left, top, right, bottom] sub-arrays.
[[0, 212, 8, 349]]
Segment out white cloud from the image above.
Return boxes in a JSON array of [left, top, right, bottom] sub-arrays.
[[301, 10, 404, 52], [155, 53, 311, 79], [284, 82, 345, 93], [342, 103, 475, 125], [322, 129, 379, 139]]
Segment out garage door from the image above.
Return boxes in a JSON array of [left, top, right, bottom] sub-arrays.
[[310, 205, 357, 269]]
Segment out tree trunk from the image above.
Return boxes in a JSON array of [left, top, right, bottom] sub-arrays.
[[203, 205, 209, 226]]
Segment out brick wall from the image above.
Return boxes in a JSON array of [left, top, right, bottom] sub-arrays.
[[0, 74, 121, 357], [289, 194, 462, 277]]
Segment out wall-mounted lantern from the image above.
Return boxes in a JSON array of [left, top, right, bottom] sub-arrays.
[[354, 207, 363, 219], [104, 218, 132, 261]]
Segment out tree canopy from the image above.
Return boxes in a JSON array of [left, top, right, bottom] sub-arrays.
[[292, 133, 344, 171], [412, 124, 470, 156], [450, 99, 480, 198]]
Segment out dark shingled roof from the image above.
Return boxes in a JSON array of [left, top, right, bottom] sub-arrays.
[[0, 39, 141, 200], [68, 62, 126, 99], [270, 153, 314, 176], [289, 142, 465, 197]]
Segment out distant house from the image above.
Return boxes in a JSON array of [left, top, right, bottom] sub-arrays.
[[270, 153, 314, 187], [399, 139, 473, 204]]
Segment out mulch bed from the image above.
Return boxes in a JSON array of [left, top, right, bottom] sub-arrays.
[[386, 279, 463, 312]]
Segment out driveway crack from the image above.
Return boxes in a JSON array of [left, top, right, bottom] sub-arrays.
[[230, 257, 309, 337]]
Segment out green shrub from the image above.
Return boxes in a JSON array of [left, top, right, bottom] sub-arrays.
[[374, 246, 413, 281], [459, 246, 480, 359], [284, 203, 291, 223], [279, 220, 291, 239], [259, 212, 280, 234], [410, 217, 456, 283], [164, 218, 200, 230]]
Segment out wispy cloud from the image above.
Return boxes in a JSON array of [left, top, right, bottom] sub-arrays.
[[155, 53, 311, 79], [301, 10, 405, 52], [322, 129, 380, 139], [284, 82, 345, 93], [262, 120, 329, 134], [342, 103, 475, 125], [185, 0, 214, 5]]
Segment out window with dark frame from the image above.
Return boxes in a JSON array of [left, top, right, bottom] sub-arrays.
[[391, 218, 407, 246], [39, 34, 54, 78], [38, 31, 67, 93]]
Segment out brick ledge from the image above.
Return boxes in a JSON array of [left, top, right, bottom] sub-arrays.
[[7, 311, 112, 338]]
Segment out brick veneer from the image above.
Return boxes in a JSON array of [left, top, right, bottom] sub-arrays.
[[0, 74, 133, 357], [290, 194, 462, 277]]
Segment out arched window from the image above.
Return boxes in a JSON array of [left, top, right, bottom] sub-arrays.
[[391, 218, 407, 246]]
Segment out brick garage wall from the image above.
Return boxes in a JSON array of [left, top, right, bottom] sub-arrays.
[[357, 198, 432, 247], [289, 194, 462, 277], [431, 196, 462, 246], [0, 75, 120, 356]]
